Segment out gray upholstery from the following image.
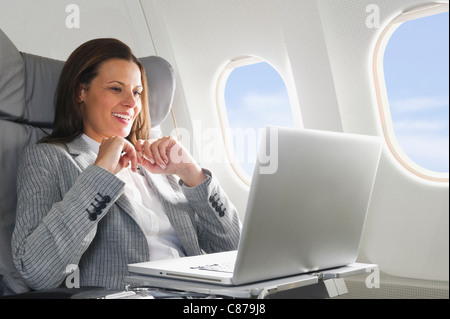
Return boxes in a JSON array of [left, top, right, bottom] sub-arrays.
[[0, 28, 175, 295]]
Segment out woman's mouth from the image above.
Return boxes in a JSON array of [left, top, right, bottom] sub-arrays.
[[112, 112, 133, 121]]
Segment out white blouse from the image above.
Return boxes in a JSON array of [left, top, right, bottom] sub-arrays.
[[82, 134, 185, 261]]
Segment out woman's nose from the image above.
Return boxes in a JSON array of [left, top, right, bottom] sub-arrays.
[[123, 91, 138, 108]]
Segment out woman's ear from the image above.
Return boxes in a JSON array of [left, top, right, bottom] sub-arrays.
[[76, 84, 88, 103]]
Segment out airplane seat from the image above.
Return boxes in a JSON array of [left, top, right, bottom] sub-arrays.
[[0, 28, 175, 296]]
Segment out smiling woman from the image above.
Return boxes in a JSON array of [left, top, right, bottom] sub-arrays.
[[10, 37, 241, 292]]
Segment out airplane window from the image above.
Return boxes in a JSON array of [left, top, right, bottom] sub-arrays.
[[375, 8, 449, 182], [217, 57, 295, 184]]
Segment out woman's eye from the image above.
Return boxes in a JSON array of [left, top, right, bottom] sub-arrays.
[[111, 87, 121, 93], [134, 91, 142, 97]]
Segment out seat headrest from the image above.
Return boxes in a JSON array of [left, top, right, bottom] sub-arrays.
[[0, 28, 175, 129], [0, 28, 25, 121]]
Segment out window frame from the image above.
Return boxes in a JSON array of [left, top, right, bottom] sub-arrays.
[[216, 56, 295, 185], [373, 3, 449, 183], [216, 57, 261, 185]]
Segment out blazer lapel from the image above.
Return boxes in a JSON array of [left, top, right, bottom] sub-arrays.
[[66, 136, 139, 223], [66, 136, 97, 172]]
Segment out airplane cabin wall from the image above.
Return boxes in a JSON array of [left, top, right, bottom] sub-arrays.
[[0, 0, 155, 60], [0, 0, 448, 298]]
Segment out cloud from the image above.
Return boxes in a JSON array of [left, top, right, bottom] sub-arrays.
[[224, 91, 295, 176], [242, 92, 290, 112], [395, 134, 449, 172], [227, 91, 294, 129], [390, 96, 448, 113], [393, 119, 448, 133], [388, 95, 449, 171]]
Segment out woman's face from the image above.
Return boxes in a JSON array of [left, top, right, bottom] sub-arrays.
[[79, 58, 143, 143]]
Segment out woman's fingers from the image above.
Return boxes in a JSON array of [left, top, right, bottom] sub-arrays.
[[121, 139, 138, 172], [143, 139, 156, 165], [138, 136, 175, 170], [95, 136, 138, 174], [152, 137, 172, 169], [137, 136, 198, 178], [136, 139, 156, 165]]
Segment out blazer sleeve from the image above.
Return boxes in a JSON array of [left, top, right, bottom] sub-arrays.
[[178, 169, 241, 254], [11, 144, 125, 290]]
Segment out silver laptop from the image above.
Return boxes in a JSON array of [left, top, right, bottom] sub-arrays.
[[128, 126, 382, 286]]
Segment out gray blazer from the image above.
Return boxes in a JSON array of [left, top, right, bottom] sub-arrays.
[[12, 136, 241, 290]]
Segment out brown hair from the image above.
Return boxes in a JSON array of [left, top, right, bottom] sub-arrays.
[[40, 38, 150, 145]]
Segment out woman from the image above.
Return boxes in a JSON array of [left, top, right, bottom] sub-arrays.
[[11, 38, 241, 291]]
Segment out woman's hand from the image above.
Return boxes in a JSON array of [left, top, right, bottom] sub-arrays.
[[94, 136, 139, 174], [135, 136, 206, 187]]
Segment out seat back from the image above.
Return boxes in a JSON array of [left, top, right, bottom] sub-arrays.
[[0, 28, 175, 295]]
